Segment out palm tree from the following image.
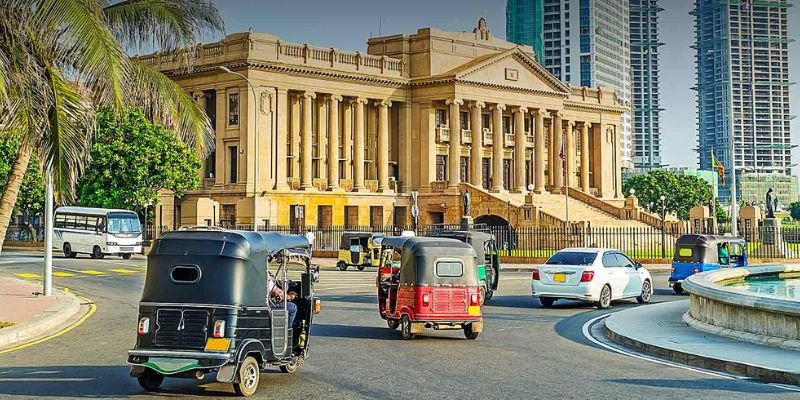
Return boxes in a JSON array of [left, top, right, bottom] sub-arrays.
[[0, 0, 224, 253]]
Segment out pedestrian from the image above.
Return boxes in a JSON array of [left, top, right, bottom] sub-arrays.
[[305, 228, 315, 247]]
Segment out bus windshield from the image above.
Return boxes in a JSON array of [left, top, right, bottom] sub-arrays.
[[108, 213, 141, 235]]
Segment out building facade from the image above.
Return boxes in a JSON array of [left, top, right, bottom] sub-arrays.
[[144, 21, 626, 230], [694, 0, 793, 203], [506, 0, 633, 169], [629, 0, 663, 169], [739, 173, 798, 206]]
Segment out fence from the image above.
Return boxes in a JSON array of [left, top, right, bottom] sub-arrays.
[[4, 225, 43, 242]]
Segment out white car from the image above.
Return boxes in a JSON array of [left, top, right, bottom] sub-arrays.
[[531, 248, 653, 309]]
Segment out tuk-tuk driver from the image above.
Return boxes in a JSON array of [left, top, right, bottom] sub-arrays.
[[267, 273, 297, 327], [718, 243, 730, 265]]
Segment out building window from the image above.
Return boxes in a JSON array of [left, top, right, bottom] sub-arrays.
[[344, 206, 359, 229], [228, 93, 239, 125], [502, 116, 512, 134], [436, 155, 447, 182], [228, 145, 238, 183], [220, 205, 236, 228], [482, 113, 491, 130], [370, 206, 384, 229], [503, 159, 512, 190], [435, 109, 447, 127], [290, 205, 305, 233], [460, 111, 469, 129], [460, 157, 469, 183], [317, 205, 333, 229], [205, 151, 216, 178]]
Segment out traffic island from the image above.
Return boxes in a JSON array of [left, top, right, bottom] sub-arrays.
[[0, 277, 84, 350], [604, 300, 800, 385]]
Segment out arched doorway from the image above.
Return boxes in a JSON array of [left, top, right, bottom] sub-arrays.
[[475, 215, 514, 250]]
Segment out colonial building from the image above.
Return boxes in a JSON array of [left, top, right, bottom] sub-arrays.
[[144, 20, 634, 230]]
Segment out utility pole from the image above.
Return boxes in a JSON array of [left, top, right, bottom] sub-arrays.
[[43, 172, 53, 296]]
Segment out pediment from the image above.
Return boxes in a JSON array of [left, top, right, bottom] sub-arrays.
[[451, 48, 570, 94]]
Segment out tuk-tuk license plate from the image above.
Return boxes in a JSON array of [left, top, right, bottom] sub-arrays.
[[204, 338, 231, 352], [553, 273, 566, 283]]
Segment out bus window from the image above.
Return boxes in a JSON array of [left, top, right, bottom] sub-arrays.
[[108, 213, 141, 235]]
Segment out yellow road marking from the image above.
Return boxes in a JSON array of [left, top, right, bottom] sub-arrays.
[[52, 272, 75, 277], [0, 291, 96, 355], [109, 269, 137, 274], [79, 270, 106, 276], [15, 273, 40, 279]]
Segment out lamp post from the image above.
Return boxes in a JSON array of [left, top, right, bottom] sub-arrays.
[[219, 66, 259, 231], [659, 195, 667, 258]]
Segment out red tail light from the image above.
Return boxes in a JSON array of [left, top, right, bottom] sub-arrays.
[[532, 268, 541, 281], [580, 271, 595, 282], [470, 293, 479, 306], [213, 320, 226, 338], [421, 294, 430, 307], [138, 317, 150, 335]]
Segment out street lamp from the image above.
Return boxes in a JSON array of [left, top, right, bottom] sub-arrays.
[[659, 195, 667, 258], [219, 66, 259, 231]]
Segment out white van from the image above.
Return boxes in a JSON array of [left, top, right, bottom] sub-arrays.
[[53, 206, 143, 259]]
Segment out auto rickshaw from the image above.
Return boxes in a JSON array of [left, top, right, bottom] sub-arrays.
[[377, 236, 483, 340], [337, 232, 383, 271], [669, 234, 748, 294], [427, 229, 500, 304], [128, 229, 321, 397]]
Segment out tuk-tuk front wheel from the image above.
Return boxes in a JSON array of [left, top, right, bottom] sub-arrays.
[[479, 286, 486, 306], [137, 369, 164, 392], [464, 323, 480, 340], [672, 283, 684, 295], [400, 315, 415, 340], [387, 318, 399, 330], [279, 356, 300, 374], [233, 356, 260, 397], [337, 261, 348, 271], [483, 289, 494, 303]]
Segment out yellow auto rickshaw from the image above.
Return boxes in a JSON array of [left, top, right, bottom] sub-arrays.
[[337, 232, 380, 271]]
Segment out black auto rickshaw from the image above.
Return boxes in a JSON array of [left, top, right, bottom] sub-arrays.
[[128, 229, 321, 397], [337, 232, 375, 271], [427, 229, 500, 304]]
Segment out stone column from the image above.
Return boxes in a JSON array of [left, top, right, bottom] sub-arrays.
[[447, 99, 463, 189], [533, 109, 546, 193], [398, 102, 411, 192], [470, 101, 484, 187], [565, 120, 575, 188], [353, 98, 367, 192], [378, 100, 392, 192], [547, 114, 554, 187], [317, 96, 327, 183], [215, 88, 226, 185], [301, 92, 315, 190], [614, 127, 623, 198], [491, 104, 506, 192], [193, 92, 208, 178], [328, 95, 342, 190], [581, 122, 591, 192], [290, 94, 301, 180], [552, 112, 563, 192], [513, 106, 527, 193], [342, 100, 353, 181], [275, 89, 290, 190]]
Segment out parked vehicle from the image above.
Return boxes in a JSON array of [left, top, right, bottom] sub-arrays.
[[377, 236, 483, 340], [53, 206, 142, 259], [427, 229, 500, 304], [531, 248, 653, 309], [669, 234, 747, 294], [337, 232, 384, 271], [128, 229, 321, 397]]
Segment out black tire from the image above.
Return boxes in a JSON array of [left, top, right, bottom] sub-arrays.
[[91, 246, 104, 259], [337, 261, 347, 271], [137, 369, 164, 392], [464, 323, 480, 340], [387, 319, 400, 330], [357, 265, 365, 271], [479, 286, 487, 306], [400, 315, 415, 340], [279, 356, 299, 374], [637, 280, 653, 304], [484, 289, 494, 303], [233, 356, 260, 397], [63, 243, 76, 258], [122, 253, 132, 260], [539, 297, 555, 308], [672, 283, 684, 295], [598, 285, 612, 309]]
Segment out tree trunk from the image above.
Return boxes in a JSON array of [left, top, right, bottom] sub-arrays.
[[0, 141, 33, 255]]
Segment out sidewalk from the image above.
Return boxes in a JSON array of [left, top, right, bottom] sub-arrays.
[[0, 277, 83, 350], [604, 300, 800, 385]]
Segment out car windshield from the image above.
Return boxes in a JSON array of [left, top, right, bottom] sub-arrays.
[[545, 251, 597, 266], [108, 213, 141, 234]]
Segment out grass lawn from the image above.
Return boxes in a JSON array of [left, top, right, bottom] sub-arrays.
[[0, 321, 15, 329]]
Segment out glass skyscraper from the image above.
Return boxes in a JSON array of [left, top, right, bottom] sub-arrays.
[[506, 0, 545, 61], [629, 0, 663, 169]]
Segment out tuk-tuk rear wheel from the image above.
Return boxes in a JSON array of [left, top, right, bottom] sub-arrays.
[[464, 323, 480, 340], [279, 356, 300, 374], [400, 316, 415, 340], [387, 318, 400, 330], [137, 369, 164, 392], [672, 283, 684, 295], [233, 356, 260, 397], [357, 265, 365, 271], [337, 261, 348, 271]]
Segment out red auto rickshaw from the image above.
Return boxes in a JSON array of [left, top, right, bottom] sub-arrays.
[[377, 236, 483, 340]]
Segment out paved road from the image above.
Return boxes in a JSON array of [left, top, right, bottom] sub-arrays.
[[0, 251, 797, 399]]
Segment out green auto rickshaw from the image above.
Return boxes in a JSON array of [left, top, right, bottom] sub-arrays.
[[428, 229, 500, 304]]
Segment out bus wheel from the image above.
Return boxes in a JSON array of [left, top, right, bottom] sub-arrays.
[[63, 243, 76, 258], [137, 369, 164, 392], [122, 253, 132, 260], [337, 261, 347, 271], [233, 356, 260, 397], [91, 246, 105, 259]]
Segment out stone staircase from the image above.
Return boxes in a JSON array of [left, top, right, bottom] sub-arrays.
[[513, 192, 651, 228]]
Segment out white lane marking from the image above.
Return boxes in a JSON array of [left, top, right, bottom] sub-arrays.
[[581, 314, 800, 392]]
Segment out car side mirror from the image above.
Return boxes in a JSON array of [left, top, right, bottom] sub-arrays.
[[635, 262, 643, 270]]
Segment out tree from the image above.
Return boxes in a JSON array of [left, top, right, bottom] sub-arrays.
[[0, 134, 44, 240], [789, 202, 800, 221], [0, 1, 224, 253], [77, 109, 200, 214], [622, 170, 714, 221]]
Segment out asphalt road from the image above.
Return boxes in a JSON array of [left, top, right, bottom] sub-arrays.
[[0, 251, 798, 399]]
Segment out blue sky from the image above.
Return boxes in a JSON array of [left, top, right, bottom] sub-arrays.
[[213, 0, 799, 170]]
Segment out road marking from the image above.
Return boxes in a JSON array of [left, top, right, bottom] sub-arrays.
[[78, 270, 106, 276], [14, 273, 40, 279], [0, 291, 97, 355], [52, 272, 75, 277], [109, 268, 137, 274], [581, 314, 800, 392]]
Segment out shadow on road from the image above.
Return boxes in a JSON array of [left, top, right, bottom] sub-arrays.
[[312, 323, 399, 340], [606, 378, 794, 394]]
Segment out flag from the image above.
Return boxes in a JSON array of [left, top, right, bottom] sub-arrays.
[[711, 147, 725, 187]]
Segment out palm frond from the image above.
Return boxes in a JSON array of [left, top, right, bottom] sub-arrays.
[[127, 59, 213, 155]]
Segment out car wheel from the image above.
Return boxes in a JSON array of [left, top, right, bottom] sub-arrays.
[[479, 286, 487, 306], [337, 262, 347, 271], [672, 283, 684, 295], [233, 356, 260, 397], [597, 285, 612, 309], [637, 280, 653, 304], [63, 243, 76, 258], [464, 323, 480, 340], [137, 369, 164, 392], [91, 246, 104, 260], [400, 315, 416, 340], [122, 253, 132, 260], [539, 297, 555, 308], [387, 319, 400, 330], [279, 356, 300, 374]]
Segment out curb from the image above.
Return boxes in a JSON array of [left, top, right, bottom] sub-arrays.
[[0, 287, 82, 350], [682, 310, 800, 352], [604, 316, 800, 386]]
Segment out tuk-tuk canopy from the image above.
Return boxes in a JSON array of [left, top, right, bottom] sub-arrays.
[[673, 234, 746, 264], [142, 230, 310, 306], [339, 232, 373, 250], [428, 230, 495, 262], [381, 236, 479, 287]]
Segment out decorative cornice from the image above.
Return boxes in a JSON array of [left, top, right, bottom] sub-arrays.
[[564, 101, 627, 114]]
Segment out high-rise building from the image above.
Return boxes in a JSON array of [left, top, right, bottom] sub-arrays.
[[693, 0, 793, 203], [507, 0, 634, 169], [629, 0, 663, 169]]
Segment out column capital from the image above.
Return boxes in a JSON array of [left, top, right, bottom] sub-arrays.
[[354, 97, 369, 105], [532, 108, 548, 118], [514, 106, 528, 114], [330, 94, 343, 102], [493, 104, 506, 111], [582, 122, 592, 129], [470, 100, 485, 109], [446, 98, 464, 106], [379, 99, 393, 108], [302, 91, 316, 100], [550, 110, 564, 118]]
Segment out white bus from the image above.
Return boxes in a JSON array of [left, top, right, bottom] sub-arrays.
[[53, 206, 143, 259]]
